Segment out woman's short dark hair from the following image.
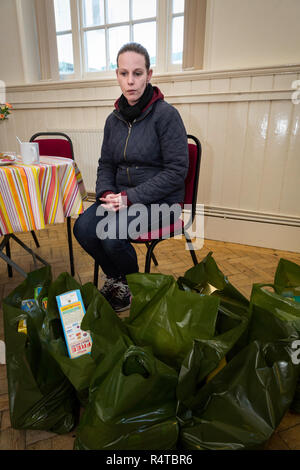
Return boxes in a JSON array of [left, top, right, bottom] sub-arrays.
[[116, 42, 150, 70]]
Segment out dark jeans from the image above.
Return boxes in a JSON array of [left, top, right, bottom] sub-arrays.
[[73, 200, 181, 279]]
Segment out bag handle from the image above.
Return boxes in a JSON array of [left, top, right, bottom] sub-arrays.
[[122, 347, 156, 378]]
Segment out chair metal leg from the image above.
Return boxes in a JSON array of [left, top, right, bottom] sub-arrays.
[[5, 236, 13, 278], [145, 242, 158, 266], [184, 232, 198, 266], [94, 262, 99, 287], [144, 243, 153, 273], [144, 240, 162, 273], [145, 249, 152, 273], [67, 217, 75, 276], [31, 230, 40, 248]]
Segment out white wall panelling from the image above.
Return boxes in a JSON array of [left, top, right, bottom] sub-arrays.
[[1, 64, 300, 251]]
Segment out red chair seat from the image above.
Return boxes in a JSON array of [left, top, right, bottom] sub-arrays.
[[134, 218, 184, 242], [34, 139, 73, 159]]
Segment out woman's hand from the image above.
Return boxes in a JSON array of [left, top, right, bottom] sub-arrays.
[[99, 192, 128, 212]]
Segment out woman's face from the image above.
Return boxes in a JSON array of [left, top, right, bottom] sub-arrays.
[[116, 51, 153, 106]]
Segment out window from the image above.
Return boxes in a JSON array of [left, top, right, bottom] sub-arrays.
[[54, 0, 75, 75], [81, 0, 157, 72], [171, 0, 184, 65], [48, 0, 185, 79]]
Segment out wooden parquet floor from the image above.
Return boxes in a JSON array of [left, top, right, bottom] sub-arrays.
[[1, 220, 300, 450]]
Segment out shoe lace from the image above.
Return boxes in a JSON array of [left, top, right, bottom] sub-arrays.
[[101, 277, 117, 294], [113, 281, 130, 300]]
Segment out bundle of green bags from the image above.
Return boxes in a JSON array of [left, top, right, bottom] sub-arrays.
[[3, 252, 300, 450]]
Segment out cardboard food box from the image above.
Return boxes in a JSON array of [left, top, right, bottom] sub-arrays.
[[56, 289, 92, 359]]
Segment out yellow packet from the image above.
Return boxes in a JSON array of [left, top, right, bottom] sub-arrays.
[[18, 319, 27, 335]]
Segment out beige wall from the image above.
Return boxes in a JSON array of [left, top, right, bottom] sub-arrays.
[[205, 0, 300, 70], [0, 0, 25, 84], [0, 0, 40, 85]]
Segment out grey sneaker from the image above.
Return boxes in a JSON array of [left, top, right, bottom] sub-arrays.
[[109, 280, 132, 313], [99, 277, 118, 302]]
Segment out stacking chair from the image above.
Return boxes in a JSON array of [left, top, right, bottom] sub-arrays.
[[29, 132, 75, 276], [93, 134, 202, 287]]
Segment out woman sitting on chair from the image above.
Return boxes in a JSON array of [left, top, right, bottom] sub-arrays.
[[73, 42, 189, 312]]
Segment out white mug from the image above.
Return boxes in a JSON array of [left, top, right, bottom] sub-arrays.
[[20, 142, 40, 164]]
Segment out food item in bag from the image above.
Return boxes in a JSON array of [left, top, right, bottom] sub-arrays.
[[282, 291, 300, 303], [21, 299, 35, 311], [56, 289, 92, 359], [34, 286, 42, 300], [18, 299, 36, 334], [17, 319, 27, 335]]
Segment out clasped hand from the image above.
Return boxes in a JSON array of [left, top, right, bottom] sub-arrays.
[[99, 192, 127, 212]]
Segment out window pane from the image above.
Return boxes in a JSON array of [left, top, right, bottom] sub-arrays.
[[85, 30, 106, 71], [57, 33, 74, 74], [108, 25, 130, 69], [171, 16, 183, 64], [173, 0, 185, 14], [82, 0, 105, 27], [132, 0, 156, 20], [106, 0, 129, 24], [133, 22, 156, 66], [54, 0, 71, 32]]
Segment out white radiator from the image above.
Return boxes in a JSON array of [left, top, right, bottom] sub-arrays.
[[48, 129, 104, 194]]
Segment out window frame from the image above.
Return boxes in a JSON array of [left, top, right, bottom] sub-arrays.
[[50, 0, 184, 80], [169, 2, 185, 67], [79, 0, 157, 76]]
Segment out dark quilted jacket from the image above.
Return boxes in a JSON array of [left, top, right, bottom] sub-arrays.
[[95, 88, 189, 205]]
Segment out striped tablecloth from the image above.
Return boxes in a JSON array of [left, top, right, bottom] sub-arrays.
[[0, 156, 87, 236]]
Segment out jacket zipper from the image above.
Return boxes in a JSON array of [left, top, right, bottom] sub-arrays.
[[124, 123, 132, 162], [113, 111, 152, 186], [124, 121, 135, 186]]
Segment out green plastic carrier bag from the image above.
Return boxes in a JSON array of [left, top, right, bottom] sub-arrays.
[[274, 258, 300, 302], [178, 340, 298, 450], [179, 251, 250, 359], [2, 266, 78, 433], [175, 251, 251, 413], [124, 272, 220, 370], [42, 271, 96, 405], [180, 251, 249, 311], [248, 282, 300, 342], [176, 280, 300, 450], [46, 272, 131, 406], [273, 258, 300, 411], [74, 341, 179, 450], [248, 281, 300, 414], [176, 305, 249, 410]]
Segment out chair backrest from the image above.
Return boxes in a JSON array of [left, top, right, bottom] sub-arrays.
[[29, 132, 74, 160], [184, 134, 202, 223]]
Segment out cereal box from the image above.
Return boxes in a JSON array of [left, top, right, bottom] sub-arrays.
[[56, 289, 92, 359]]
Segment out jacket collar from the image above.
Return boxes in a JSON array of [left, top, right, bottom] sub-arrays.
[[114, 86, 164, 113]]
